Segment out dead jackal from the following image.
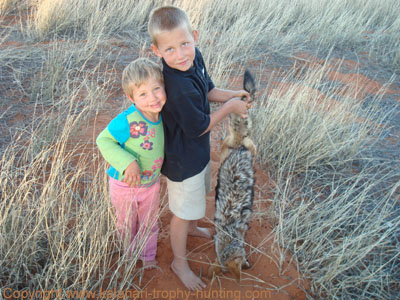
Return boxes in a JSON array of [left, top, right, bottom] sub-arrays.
[[220, 69, 257, 163], [209, 70, 257, 282]]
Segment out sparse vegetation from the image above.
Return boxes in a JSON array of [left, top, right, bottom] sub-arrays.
[[1, 0, 399, 299]]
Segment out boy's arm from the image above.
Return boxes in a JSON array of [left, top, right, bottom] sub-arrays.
[[201, 97, 248, 135], [208, 87, 250, 103], [96, 128, 138, 177]]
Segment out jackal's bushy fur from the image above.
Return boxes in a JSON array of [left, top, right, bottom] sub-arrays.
[[209, 70, 257, 281], [210, 146, 255, 281]]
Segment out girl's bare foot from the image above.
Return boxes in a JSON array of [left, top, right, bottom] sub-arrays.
[[188, 226, 212, 239], [171, 260, 206, 291]]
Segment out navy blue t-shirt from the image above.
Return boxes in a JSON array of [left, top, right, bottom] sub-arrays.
[[161, 48, 215, 181]]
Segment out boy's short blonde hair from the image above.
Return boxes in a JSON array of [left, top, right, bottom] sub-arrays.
[[148, 6, 193, 46], [122, 58, 163, 99]]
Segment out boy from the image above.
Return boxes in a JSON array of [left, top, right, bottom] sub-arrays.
[[96, 58, 166, 268], [148, 6, 250, 290]]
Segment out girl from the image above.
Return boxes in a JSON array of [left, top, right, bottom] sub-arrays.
[[97, 58, 166, 268]]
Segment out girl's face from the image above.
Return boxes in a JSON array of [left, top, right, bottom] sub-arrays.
[[128, 77, 166, 122]]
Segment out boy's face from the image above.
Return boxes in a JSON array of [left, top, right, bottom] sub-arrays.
[[151, 26, 198, 72], [128, 77, 166, 121]]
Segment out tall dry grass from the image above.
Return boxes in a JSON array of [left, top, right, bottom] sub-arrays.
[[27, 0, 154, 41], [22, 0, 400, 78], [251, 64, 392, 173], [250, 63, 399, 298], [0, 0, 25, 16], [1, 0, 399, 299]]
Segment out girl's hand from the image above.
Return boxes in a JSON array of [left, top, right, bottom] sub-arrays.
[[123, 161, 141, 187]]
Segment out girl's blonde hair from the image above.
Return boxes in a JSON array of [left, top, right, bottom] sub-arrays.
[[148, 6, 193, 46], [122, 58, 163, 99]]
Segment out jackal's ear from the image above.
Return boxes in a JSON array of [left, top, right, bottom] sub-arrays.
[[227, 259, 242, 282], [243, 69, 256, 99]]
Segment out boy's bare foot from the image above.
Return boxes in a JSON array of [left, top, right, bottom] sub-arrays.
[[171, 260, 206, 291], [188, 226, 212, 239]]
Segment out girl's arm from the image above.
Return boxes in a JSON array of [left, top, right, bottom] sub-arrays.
[[96, 128, 138, 178]]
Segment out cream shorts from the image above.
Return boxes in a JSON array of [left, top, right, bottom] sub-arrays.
[[167, 162, 211, 220]]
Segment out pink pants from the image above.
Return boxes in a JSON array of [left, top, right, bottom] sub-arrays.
[[109, 176, 160, 262]]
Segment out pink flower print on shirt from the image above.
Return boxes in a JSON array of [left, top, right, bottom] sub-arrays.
[[152, 157, 163, 171], [142, 170, 154, 181], [130, 121, 147, 138], [149, 128, 156, 138], [140, 140, 153, 150]]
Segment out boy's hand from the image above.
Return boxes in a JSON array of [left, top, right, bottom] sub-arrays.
[[123, 160, 141, 187], [234, 90, 251, 101], [228, 98, 249, 118]]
